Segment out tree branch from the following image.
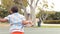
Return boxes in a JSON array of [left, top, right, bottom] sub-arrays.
[[35, 0, 40, 8]]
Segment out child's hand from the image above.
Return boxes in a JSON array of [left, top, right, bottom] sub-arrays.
[[26, 21, 34, 27], [0, 18, 8, 22]]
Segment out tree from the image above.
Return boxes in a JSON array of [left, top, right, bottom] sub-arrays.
[[2, 0, 24, 14], [0, 5, 8, 18], [1, 0, 55, 26], [13, 0, 40, 26], [27, 0, 40, 26], [13, 0, 28, 19], [36, 0, 55, 24], [2, 0, 15, 10]]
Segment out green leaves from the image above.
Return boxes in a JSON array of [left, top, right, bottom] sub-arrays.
[[14, 0, 28, 7], [0, 7, 8, 18], [2, 0, 15, 10], [22, 0, 28, 7]]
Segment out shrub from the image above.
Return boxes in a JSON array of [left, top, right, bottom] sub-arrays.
[[43, 20, 60, 24]]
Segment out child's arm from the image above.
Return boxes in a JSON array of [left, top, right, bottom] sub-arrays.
[[22, 20, 34, 26], [0, 18, 8, 22], [22, 20, 33, 25]]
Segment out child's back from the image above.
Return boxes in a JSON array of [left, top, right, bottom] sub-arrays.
[[5, 13, 25, 33]]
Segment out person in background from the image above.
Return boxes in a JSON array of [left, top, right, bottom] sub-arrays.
[[38, 18, 41, 27], [0, 6, 33, 34]]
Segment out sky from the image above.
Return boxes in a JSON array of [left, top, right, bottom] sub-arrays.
[[34, 0, 60, 14], [38, 0, 60, 11], [0, 0, 1, 5], [53, 0, 60, 11]]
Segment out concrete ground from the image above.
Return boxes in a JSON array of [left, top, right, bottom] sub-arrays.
[[1, 26, 60, 34], [1, 23, 60, 34]]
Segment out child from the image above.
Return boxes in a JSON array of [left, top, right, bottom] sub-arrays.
[[0, 6, 33, 34]]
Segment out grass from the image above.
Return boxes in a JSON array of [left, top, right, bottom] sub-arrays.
[[39, 26, 60, 28]]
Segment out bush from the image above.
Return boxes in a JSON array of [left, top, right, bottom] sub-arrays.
[[43, 20, 60, 24]]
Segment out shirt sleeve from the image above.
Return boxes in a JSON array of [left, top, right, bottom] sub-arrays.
[[4, 15, 11, 20]]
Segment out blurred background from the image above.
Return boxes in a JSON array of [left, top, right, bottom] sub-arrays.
[[1, 0, 60, 34]]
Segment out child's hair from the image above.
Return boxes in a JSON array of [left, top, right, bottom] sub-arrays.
[[11, 6, 18, 13]]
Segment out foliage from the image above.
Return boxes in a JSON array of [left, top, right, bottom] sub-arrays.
[[14, 0, 28, 7], [44, 20, 60, 24], [2, 0, 26, 15], [36, 9, 45, 18], [22, 0, 28, 7], [0, 6, 8, 18], [46, 12, 60, 20], [55, 12, 60, 19], [2, 0, 15, 10], [36, 10, 59, 20]]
